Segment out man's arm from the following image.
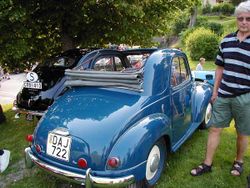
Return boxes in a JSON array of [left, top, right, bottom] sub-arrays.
[[211, 65, 224, 103]]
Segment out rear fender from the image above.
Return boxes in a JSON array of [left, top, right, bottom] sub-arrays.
[[107, 113, 171, 180]]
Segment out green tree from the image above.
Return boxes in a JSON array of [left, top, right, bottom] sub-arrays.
[[0, 0, 198, 70]]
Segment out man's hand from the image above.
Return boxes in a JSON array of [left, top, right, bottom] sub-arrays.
[[211, 92, 218, 103]]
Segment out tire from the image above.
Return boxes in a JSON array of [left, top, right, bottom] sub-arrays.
[[199, 102, 212, 129], [126, 181, 145, 188], [126, 138, 167, 188], [145, 138, 167, 188]]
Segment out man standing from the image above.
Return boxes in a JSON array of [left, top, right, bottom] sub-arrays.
[[190, 1, 250, 177]]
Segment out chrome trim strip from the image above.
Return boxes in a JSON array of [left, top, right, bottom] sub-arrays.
[[25, 147, 135, 187], [86, 168, 135, 188], [25, 147, 85, 182]]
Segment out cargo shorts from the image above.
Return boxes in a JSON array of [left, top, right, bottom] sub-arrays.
[[211, 92, 250, 135]]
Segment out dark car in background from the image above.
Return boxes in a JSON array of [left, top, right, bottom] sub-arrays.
[[13, 48, 154, 120], [13, 48, 93, 119]]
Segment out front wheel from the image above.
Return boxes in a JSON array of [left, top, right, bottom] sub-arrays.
[[199, 102, 212, 129]]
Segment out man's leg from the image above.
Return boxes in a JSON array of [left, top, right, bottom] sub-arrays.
[[203, 127, 223, 165], [230, 93, 250, 176], [236, 133, 248, 162], [190, 127, 223, 175], [231, 132, 248, 176]]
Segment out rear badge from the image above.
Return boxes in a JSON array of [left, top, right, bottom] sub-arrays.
[[26, 72, 39, 82]]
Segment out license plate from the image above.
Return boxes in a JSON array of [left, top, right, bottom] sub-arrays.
[[23, 81, 42, 89], [46, 133, 72, 161]]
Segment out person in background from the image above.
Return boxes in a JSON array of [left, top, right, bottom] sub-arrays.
[[0, 149, 10, 173], [196, 57, 206, 71], [190, 1, 250, 177]]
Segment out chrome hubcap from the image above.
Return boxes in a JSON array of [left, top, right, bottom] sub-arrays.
[[205, 103, 212, 124], [146, 145, 160, 180], [150, 154, 160, 173]]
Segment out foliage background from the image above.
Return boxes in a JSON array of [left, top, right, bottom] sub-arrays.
[[0, 0, 199, 71]]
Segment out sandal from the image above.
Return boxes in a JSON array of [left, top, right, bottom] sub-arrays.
[[230, 161, 243, 176], [190, 163, 212, 176]]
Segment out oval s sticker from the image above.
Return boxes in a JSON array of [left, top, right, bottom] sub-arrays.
[[26, 72, 38, 82]]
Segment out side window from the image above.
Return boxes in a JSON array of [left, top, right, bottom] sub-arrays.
[[94, 56, 124, 71], [171, 57, 179, 86], [179, 57, 189, 82], [94, 57, 114, 71], [171, 56, 190, 87]]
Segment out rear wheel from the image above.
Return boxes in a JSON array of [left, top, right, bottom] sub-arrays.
[[199, 102, 212, 129], [128, 138, 167, 188], [145, 138, 166, 187]]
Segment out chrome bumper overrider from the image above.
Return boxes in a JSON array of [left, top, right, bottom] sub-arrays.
[[25, 147, 135, 187], [12, 106, 45, 116]]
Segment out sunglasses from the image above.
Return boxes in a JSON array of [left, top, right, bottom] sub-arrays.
[[237, 17, 250, 22]]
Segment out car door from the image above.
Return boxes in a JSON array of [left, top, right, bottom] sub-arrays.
[[171, 56, 192, 146]]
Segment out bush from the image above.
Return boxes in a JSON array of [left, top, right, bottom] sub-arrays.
[[206, 22, 224, 36], [202, 4, 212, 15], [179, 27, 196, 46], [211, 4, 221, 14], [212, 3, 235, 15], [185, 27, 219, 60], [220, 3, 235, 15]]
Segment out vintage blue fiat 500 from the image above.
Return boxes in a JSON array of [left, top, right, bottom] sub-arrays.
[[25, 48, 213, 188]]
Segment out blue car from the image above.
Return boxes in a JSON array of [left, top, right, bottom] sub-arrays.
[[25, 48, 213, 188], [192, 70, 215, 86]]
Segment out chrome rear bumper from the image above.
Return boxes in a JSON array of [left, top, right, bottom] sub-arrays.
[[12, 106, 45, 116], [25, 147, 135, 187]]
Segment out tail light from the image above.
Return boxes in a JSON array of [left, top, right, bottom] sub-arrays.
[[78, 158, 88, 168], [107, 157, 120, 168], [26, 134, 33, 142]]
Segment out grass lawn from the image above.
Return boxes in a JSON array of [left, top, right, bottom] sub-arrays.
[[207, 15, 234, 24], [1, 101, 250, 188]]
